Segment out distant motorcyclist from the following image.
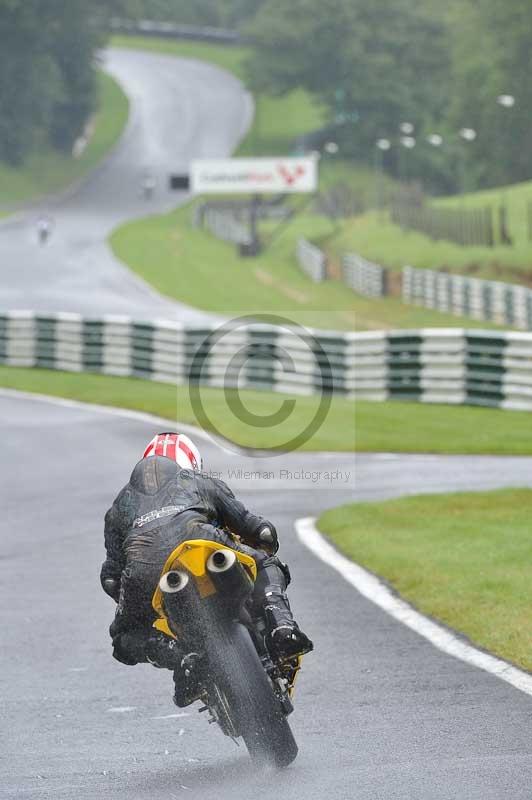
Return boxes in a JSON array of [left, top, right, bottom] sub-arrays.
[[141, 171, 156, 200], [101, 432, 313, 697], [36, 215, 52, 245]]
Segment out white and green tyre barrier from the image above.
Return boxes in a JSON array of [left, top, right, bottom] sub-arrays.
[[356, 328, 532, 410], [0, 311, 355, 398], [296, 238, 327, 283], [403, 265, 532, 330], [3, 312, 532, 410], [343, 253, 389, 297]]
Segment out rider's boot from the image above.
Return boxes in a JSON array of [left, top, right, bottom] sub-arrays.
[[254, 557, 313, 662], [110, 618, 183, 669], [173, 652, 204, 707], [145, 631, 184, 669]]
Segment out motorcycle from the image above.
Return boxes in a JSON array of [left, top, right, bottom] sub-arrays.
[[151, 538, 301, 767]]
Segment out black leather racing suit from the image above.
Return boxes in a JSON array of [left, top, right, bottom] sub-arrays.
[[101, 455, 291, 664]]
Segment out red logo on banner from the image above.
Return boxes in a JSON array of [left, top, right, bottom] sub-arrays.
[[277, 163, 306, 186]]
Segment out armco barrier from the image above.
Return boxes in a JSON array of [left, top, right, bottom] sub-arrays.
[[343, 253, 389, 297], [110, 18, 242, 44], [296, 239, 327, 282], [355, 328, 532, 410], [403, 266, 532, 330], [0, 312, 354, 398]]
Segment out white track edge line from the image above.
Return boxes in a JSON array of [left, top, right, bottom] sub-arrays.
[[296, 516, 532, 698], [0, 388, 349, 459], [0, 388, 220, 448]]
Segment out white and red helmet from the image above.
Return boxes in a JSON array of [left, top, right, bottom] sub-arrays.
[[143, 432, 203, 472]]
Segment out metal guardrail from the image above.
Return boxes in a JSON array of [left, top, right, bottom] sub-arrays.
[[110, 18, 242, 44], [343, 253, 389, 297], [403, 266, 532, 330], [296, 238, 327, 283], [0, 312, 354, 397]]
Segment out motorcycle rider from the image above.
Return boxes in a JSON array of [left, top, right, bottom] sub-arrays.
[[100, 432, 313, 702], [141, 170, 156, 200], [36, 215, 52, 245]]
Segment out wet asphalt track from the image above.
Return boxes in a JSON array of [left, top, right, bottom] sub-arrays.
[[3, 393, 532, 800], [2, 46, 532, 800]]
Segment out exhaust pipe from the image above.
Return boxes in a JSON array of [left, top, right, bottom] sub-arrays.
[[159, 569, 189, 593], [207, 549, 237, 573], [159, 569, 195, 631], [206, 549, 253, 597]]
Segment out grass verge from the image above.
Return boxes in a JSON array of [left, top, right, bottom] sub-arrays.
[[3, 366, 532, 455], [0, 366, 355, 452], [324, 177, 532, 283], [355, 399, 532, 454], [0, 71, 129, 210], [111, 204, 357, 331], [319, 489, 532, 670], [110, 201, 501, 331]]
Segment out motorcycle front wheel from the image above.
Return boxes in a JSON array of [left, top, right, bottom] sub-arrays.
[[207, 622, 298, 768]]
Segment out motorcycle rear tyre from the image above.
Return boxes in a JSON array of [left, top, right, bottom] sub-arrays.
[[209, 622, 298, 768]]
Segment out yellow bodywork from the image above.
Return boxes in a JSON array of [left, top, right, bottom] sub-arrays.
[[151, 538, 302, 697], [151, 539, 257, 639]]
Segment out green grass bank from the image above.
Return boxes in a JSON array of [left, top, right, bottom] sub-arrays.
[[324, 191, 532, 283], [110, 202, 503, 331], [4, 366, 532, 455], [319, 489, 532, 670], [355, 399, 532, 455]]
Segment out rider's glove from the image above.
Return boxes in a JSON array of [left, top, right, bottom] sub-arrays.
[[257, 523, 279, 554]]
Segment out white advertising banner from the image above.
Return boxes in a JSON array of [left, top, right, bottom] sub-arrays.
[[190, 157, 318, 194]]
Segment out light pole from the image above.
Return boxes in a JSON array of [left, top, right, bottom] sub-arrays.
[[458, 127, 477, 198], [374, 138, 391, 215], [496, 93, 515, 202], [398, 123, 415, 183], [399, 135, 416, 185], [495, 94, 516, 242]]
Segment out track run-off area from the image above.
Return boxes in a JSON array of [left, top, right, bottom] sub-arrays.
[[2, 47, 532, 800]]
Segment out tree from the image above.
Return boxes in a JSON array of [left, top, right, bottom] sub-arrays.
[[122, 0, 267, 28], [449, 0, 532, 187], [246, 0, 450, 163], [0, 0, 124, 166]]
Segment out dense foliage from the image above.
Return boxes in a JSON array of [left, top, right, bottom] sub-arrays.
[[246, 0, 532, 192], [0, 0, 123, 166], [124, 0, 265, 28], [1, 0, 531, 192]]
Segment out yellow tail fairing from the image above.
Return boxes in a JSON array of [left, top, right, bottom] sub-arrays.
[[152, 539, 257, 636]]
